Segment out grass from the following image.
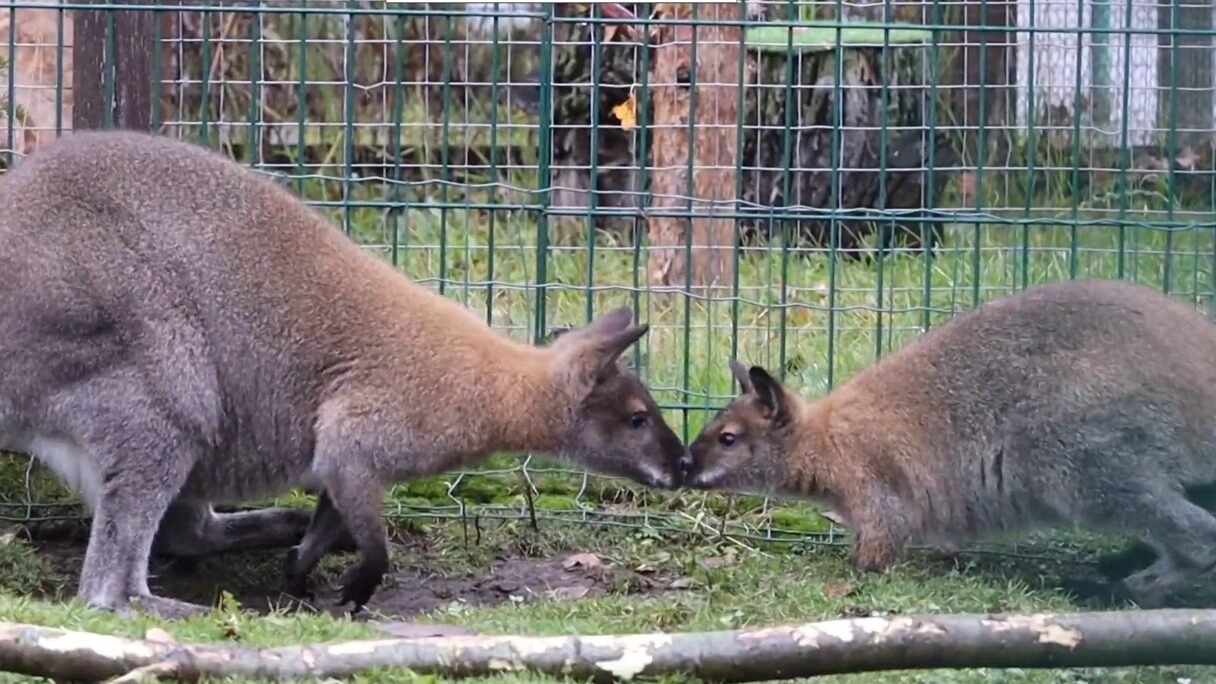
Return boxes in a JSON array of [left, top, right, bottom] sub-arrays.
[[1, 518, 1215, 684]]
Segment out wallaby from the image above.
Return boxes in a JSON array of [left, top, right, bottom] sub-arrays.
[[683, 279, 1216, 607], [0, 130, 687, 619]]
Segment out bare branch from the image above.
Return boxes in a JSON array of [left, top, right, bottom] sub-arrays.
[[3, 611, 1216, 683]]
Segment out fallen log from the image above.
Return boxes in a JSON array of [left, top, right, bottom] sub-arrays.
[[3, 610, 1216, 682]]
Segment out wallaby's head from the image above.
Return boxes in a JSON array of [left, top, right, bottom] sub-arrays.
[[683, 361, 797, 494], [546, 308, 686, 490]]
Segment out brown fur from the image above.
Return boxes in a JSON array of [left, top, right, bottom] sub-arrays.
[[685, 279, 1216, 606], [0, 130, 685, 618]]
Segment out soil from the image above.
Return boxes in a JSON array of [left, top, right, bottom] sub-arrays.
[[24, 523, 686, 624]]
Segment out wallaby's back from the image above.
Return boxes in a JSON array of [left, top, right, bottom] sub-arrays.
[[850, 280, 1216, 497], [0, 130, 514, 502]]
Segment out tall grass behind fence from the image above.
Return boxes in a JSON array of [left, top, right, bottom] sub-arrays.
[[1, 0, 1215, 550]]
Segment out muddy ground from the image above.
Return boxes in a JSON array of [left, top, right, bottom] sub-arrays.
[[23, 521, 688, 627]]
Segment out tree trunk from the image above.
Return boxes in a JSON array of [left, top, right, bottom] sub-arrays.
[[4, 611, 1216, 682], [741, 45, 954, 256], [1158, 0, 1214, 147], [646, 3, 741, 292], [72, 0, 155, 131]]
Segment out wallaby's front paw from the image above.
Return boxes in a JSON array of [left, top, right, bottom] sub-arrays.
[[283, 546, 315, 600], [337, 563, 386, 612], [130, 594, 211, 620], [1116, 575, 1175, 609], [1059, 577, 1134, 607], [1094, 542, 1158, 580]]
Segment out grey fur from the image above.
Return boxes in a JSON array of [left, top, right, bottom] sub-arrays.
[[686, 279, 1216, 606], [0, 131, 684, 617]]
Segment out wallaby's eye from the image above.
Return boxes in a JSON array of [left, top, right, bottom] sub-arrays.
[[718, 432, 737, 447], [628, 412, 649, 429]]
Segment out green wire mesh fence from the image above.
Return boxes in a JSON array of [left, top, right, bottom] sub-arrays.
[[1, 0, 1215, 551]]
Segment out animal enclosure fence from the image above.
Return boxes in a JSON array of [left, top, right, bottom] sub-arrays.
[[1, 0, 1215, 551]]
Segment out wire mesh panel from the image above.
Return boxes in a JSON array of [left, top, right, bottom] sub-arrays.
[[1, 0, 1215, 548]]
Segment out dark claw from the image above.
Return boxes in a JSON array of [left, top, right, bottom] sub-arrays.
[[337, 562, 385, 612], [283, 547, 315, 600], [1060, 577, 1135, 608]]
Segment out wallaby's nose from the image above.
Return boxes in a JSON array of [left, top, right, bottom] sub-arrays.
[[678, 452, 695, 476]]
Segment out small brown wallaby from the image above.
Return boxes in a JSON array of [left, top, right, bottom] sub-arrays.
[[0, 130, 686, 618], [683, 279, 1216, 606]]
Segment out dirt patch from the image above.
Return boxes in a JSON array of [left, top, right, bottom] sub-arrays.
[[26, 526, 685, 620]]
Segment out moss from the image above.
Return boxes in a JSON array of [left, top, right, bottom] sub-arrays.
[[451, 477, 515, 504], [533, 474, 581, 496], [394, 477, 454, 503], [532, 494, 580, 511], [769, 506, 833, 533], [0, 531, 62, 597], [0, 454, 77, 508], [397, 496, 439, 510]]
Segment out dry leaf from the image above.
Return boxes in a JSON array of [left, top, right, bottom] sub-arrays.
[[143, 627, 176, 644], [647, 3, 686, 40], [819, 508, 847, 526], [1176, 146, 1200, 170], [842, 605, 873, 618], [633, 563, 657, 575], [547, 585, 592, 601], [697, 556, 730, 570], [600, 2, 635, 42], [669, 577, 694, 589], [823, 582, 854, 599], [611, 90, 638, 131], [563, 552, 604, 571]]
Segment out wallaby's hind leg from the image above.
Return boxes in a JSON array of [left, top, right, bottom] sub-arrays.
[[1100, 488, 1216, 607], [67, 394, 209, 618], [153, 499, 315, 558]]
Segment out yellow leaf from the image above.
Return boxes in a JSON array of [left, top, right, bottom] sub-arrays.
[[612, 90, 638, 131]]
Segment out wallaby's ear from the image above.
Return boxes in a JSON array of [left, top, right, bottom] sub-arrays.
[[586, 307, 634, 337], [550, 307, 634, 349], [555, 309, 649, 393], [596, 323, 649, 368], [748, 365, 790, 425], [545, 326, 575, 345], [728, 360, 753, 394]]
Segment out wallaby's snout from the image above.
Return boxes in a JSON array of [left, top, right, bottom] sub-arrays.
[[682, 435, 712, 489], [677, 449, 696, 483]]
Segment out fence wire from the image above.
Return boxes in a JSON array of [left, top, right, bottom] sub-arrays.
[[1, 0, 1215, 552]]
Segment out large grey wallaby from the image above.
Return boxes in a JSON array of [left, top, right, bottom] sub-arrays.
[[0, 130, 687, 618], [684, 279, 1216, 606]]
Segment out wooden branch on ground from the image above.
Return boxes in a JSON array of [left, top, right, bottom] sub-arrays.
[[3, 610, 1216, 683]]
